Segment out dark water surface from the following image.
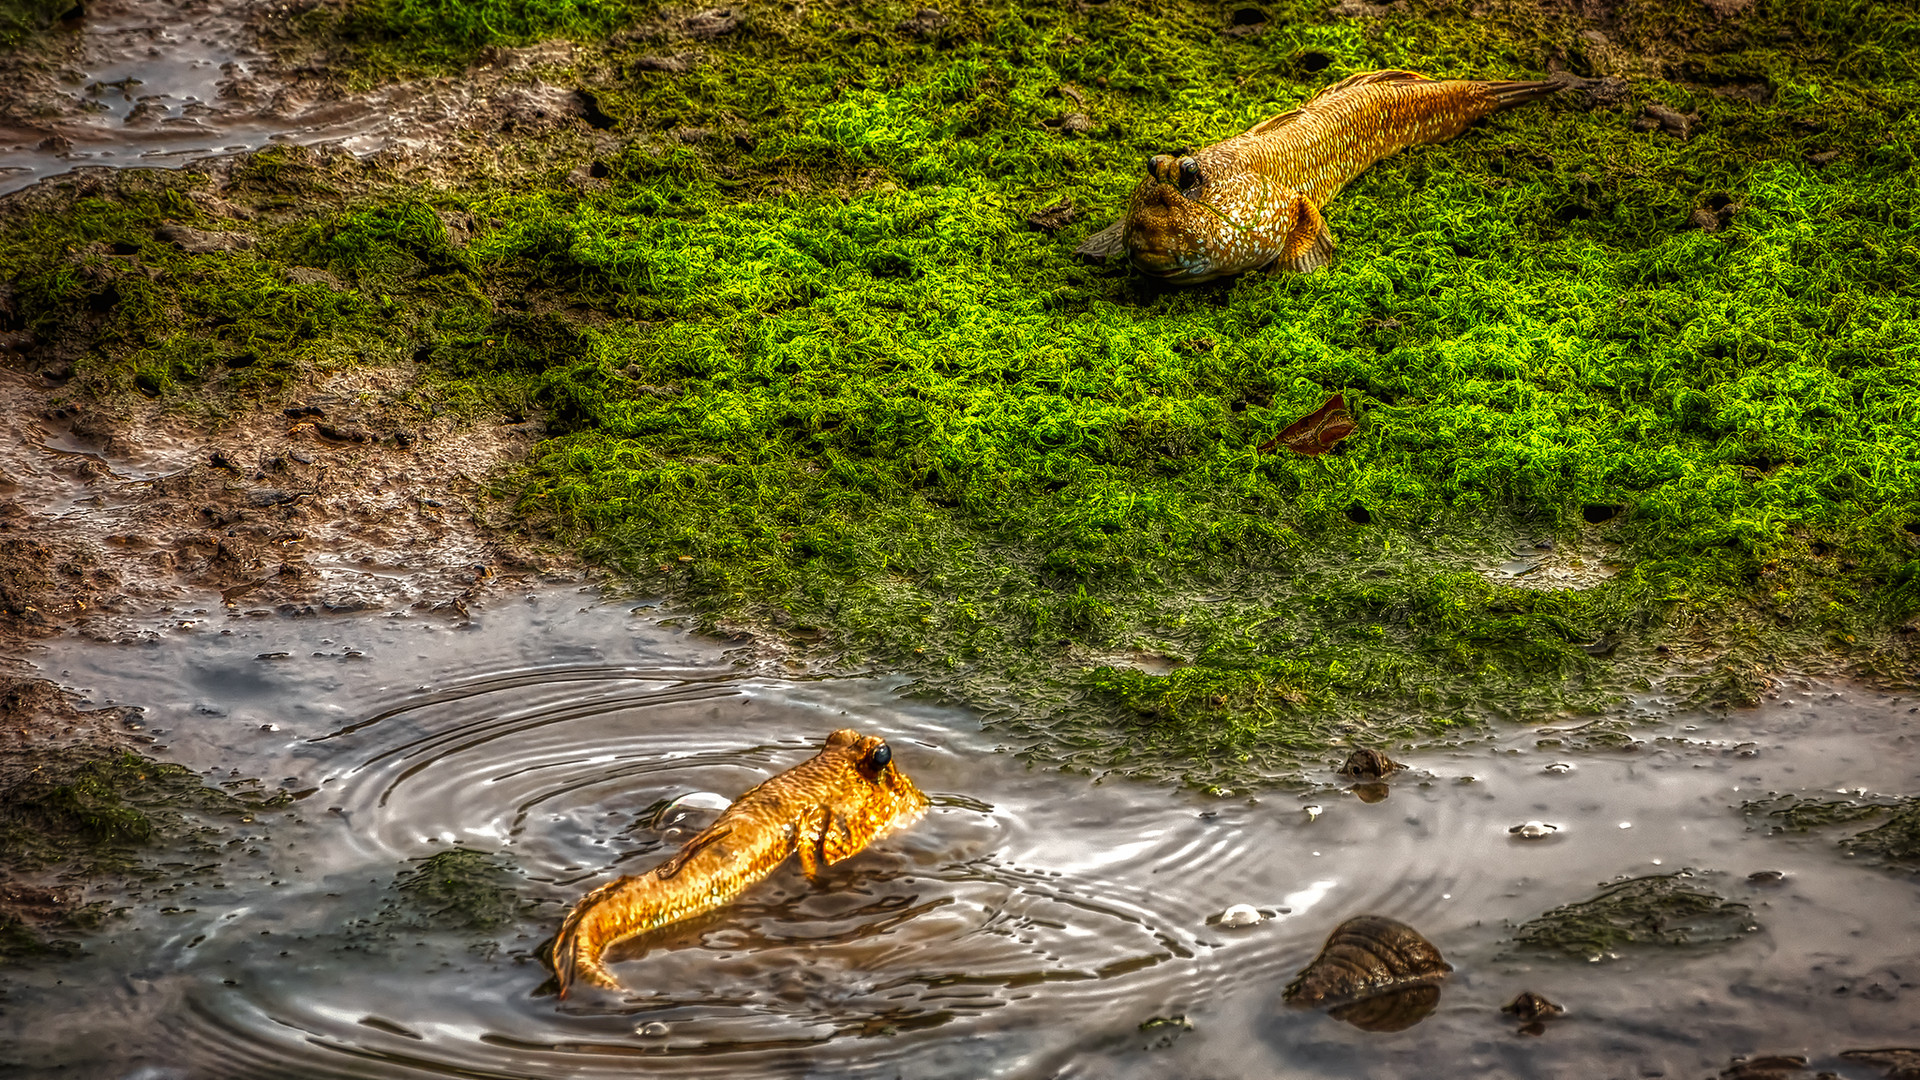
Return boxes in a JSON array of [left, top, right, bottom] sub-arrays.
[[5, 589, 1918, 1078]]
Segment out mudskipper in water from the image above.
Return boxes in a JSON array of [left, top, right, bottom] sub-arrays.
[[1077, 70, 1563, 282], [550, 728, 930, 997]]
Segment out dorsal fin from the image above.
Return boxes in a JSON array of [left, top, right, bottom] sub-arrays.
[[1242, 71, 1435, 137], [1314, 69, 1433, 98], [1242, 108, 1303, 137], [653, 825, 731, 879]]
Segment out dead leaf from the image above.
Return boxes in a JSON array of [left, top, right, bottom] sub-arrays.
[[1259, 393, 1356, 455], [1025, 199, 1077, 233]]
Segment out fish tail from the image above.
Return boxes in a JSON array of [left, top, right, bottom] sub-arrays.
[[552, 875, 640, 998], [1481, 78, 1566, 111]]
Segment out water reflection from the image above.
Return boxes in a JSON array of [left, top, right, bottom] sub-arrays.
[[4, 590, 1919, 1079]]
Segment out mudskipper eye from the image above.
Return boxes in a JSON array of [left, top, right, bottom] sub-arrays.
[[861, 742, 892, 777], [1146, 154, 1177, 184], [1176, 156, 1201, 191]]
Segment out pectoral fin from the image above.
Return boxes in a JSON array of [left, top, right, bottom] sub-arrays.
[[1274, 196, 1337, 274], [820, 812, 863, 866], [1075, 218, 1128, 259], [654, 825, 731, 880], [796, 806, 829, 883]]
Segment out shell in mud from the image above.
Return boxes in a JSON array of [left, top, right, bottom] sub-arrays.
[[1338, 748, 1403, 780], [1282, 915, 1452, 1010]]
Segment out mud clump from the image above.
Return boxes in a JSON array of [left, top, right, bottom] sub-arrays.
[[896, 8, 949, 39], [631, 52, 702, 73], [154, 224, 254, 254], [673, 7, 740, 39], [1635, 103, 1700, 139], [1841, 1049, 1920, 1080], [1513, 872, 1758, 960], [1717, 1055, 1809, 1080], [1502, 990, 1564, 1036], [1026, 199, 1077, 234], [1284, 915, 1451, 1032]]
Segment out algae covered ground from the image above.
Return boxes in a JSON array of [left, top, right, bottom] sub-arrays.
[[4, 0, 1919, 786]]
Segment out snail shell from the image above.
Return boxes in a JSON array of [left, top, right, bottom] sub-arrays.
[[1283, 915, 1452, 1011], [1338, 748, 1403, 780]]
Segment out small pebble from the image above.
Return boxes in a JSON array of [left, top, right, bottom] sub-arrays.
[[637, 1021, 669, 1037], [1219, 904, 1263, 928], [1510, 820, 1559, 839]]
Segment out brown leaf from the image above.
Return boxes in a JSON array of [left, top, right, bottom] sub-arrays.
[[1025, 199, 1077, 234], [1259, 393, 1355, 455]]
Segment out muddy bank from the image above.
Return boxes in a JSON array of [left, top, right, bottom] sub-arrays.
[[0, 358, 571, 649]]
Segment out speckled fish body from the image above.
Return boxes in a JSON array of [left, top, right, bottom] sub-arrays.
[[551, 728, 929, 997], [1078, 70, 1562, 282]]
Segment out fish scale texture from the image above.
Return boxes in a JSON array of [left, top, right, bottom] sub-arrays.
[[1116, 71, 1560, 281], [551, 728, 929, 996]]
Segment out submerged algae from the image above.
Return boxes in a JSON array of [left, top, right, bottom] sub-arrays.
[[1512, 872, 1759, 960], [385, 848, 533, 935], [3, 0, 1920, 784]]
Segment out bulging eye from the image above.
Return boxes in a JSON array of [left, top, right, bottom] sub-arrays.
[[1146, 154, 1177, 183], [1176, 157, 1201, 191], [861, 742, 892, 777]]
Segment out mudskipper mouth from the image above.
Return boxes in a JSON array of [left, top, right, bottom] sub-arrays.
[[1125, 246, 1204, 280]]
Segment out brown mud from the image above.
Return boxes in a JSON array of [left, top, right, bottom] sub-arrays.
[[0, 360, 570, 652], [0, 0, 607, 195]]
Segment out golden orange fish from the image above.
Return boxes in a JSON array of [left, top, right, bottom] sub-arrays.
[[550, 728, 930, 997], [1077, 70, 1562, 282]]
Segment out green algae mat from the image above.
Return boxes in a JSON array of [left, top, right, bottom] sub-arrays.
[[4, 0, 1918, 786]]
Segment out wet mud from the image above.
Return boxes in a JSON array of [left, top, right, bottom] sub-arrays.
[[0, 0, 601, 196], [1, 589, 1916, 1078], [0, 362, 571, 651]]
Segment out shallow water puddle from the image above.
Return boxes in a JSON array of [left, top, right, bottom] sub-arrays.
[[0, 0, 574, 195], [5, 589, 1918, 1078]]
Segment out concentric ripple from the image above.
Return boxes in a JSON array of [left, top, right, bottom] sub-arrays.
[[11, 593, 1920, 1079]]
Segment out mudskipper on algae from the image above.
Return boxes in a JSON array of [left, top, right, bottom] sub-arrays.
[[1078, 70, 1562, 281]]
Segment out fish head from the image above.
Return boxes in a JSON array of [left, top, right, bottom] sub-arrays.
[[1122, 153, 1243, 283], [817, 728, 931, 858]]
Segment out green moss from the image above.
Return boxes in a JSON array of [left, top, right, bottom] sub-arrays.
[[1512, 872, 1759, 960], [0, 0, 71, 50], [1842, 803, 1920, 867], [1745, 792, 1920, 870], [5, 0, 1920, 784], [384, 848, 531, 934], [298, 0, 649, 79], [0, 749, 286, 875]]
